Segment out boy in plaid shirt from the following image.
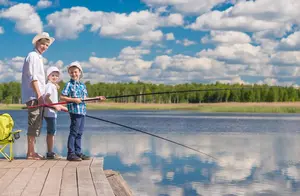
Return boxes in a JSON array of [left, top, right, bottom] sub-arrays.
[[61, 61, 105, 161]]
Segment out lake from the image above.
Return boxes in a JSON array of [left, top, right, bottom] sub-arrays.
[[2, 110, 300, 196]]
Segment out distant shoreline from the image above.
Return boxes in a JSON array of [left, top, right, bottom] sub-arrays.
[[2, 102, 300, 113]]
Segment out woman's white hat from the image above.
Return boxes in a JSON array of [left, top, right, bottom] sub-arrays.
[[46, 66, 61, 82], [32, 32, 55, 46], [67, 61, 83, 79]]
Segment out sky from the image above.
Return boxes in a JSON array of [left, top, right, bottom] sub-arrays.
[[0, 0, 300, 86]]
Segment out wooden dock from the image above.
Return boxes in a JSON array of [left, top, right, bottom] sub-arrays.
[[0, 158, 123, 196]]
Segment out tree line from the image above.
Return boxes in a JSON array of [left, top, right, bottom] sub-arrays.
[[1, 81, 300, 104]]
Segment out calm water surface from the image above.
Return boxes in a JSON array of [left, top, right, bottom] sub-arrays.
[[3, 110, 300, 196]]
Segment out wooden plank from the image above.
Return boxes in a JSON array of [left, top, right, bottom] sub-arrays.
[[77, 166, 97, 196], [78, 159, 92, 167], [60, 167, 78, 196], [1, 167, 36, 196], [53, 160, 68, 168], [0, 168, 22, 193], [3, 160, 24, 168], [41, 160, 58, 168], [16, 160, 36, 168], [90, 167, 115, 196], [29, 160, 47, 168], [105, 170, 133, 196], [0, 169, 9, 178], [65, 161, 81, 168], [40, 167, 63, 196], [0, 160, 11, 168], [90, 157, 103, 168], [21, 168, 49, 196]]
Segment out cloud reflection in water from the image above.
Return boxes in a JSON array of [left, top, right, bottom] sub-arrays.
[[5, 110, 300, 196]]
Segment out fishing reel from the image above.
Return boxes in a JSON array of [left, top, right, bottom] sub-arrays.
[[13, 130, 22, 140]]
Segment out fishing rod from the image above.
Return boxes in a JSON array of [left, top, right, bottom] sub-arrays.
[[85, 114, 219, 161], [105, 86, 260, 99], [22, 86, 262, 109]]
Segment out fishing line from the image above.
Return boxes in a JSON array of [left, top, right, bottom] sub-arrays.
[[22, 86, 262, 109], [84, 113, 219, 161], [42, 105, 218, 160]]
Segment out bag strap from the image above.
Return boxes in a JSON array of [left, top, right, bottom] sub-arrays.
[[0, 132, 12, 142]]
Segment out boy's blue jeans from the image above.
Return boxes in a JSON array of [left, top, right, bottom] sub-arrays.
[[68, 113, 85, 156]]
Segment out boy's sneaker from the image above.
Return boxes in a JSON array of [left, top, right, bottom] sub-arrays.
[[67, 154, 82, 161], [76, 153, 91, 160], [46, 152, 62, 160]]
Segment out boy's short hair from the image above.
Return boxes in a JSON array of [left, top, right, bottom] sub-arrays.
[[37, 38, 50, 45]]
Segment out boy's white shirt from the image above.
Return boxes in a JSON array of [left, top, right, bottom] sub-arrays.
[[21, 50, 46, 103], [43, 82, 58, 118]]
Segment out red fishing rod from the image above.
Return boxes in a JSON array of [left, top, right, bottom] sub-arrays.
[[21, 97, 101, 109]]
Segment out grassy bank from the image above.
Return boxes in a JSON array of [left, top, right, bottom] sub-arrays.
[[2, 102, 300, 113]]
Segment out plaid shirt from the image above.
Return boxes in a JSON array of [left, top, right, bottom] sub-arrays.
[[61, 79, 88, 115]]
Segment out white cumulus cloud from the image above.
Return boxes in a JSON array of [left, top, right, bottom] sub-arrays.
[[0, 26, 4, 34], [72, 46, 154, 83], [165, 33, 175, 40], [0, 57, 24, 82], [277, 31, 300, 51], [217, 76, 246, 85], [46, 7, 183, 43], [118, 46, 151, 60], [188, 9, 281, 32], [162, 13, 184, 26], [198, 43, 269, 65], [142, 0, 227, 14], [176, 38, 196, 46], [152, 54, 222, 72], [201, 30, 251, 44], [0, 3, 43, 34], [36, 0, 52, 9], [165, 49, 172, 54], [189, 0, 300, 45], [231, 0, 300, 22], [271, 51, 300, 66]]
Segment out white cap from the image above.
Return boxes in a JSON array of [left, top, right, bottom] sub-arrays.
[[32, 32, 55, 46], [46, 66, 61, 81], [67, 61, 83, 79]]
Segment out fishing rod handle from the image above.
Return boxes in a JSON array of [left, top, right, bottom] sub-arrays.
[[83, 97, 102, 102]]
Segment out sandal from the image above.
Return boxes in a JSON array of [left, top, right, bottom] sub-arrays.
[[27, 153, 45, 160]]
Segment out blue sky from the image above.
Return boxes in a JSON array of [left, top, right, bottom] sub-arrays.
[[0, 0, 300, 86]]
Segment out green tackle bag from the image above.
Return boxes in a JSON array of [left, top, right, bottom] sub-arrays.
[[0, 113, 14, 141]]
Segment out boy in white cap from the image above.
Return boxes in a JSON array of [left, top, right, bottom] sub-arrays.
[[61, 61, 106, 161], [21, 32, 55, 160], [44, 66, 67, 159]]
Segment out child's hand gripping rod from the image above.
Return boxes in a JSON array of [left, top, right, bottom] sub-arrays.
[[21, 97, 104, 110]]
